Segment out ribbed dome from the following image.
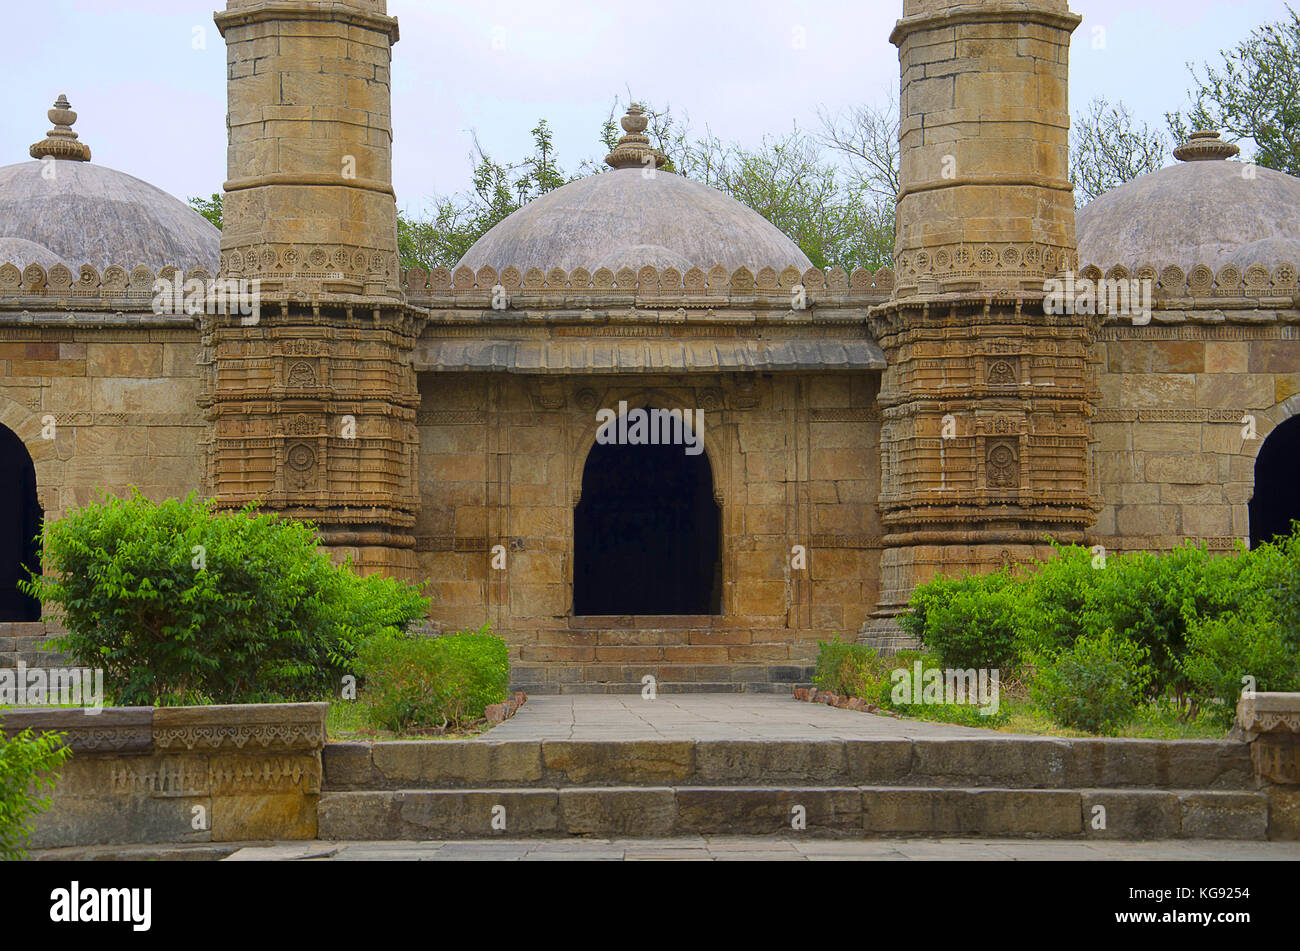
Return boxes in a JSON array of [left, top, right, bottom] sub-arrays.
[[0, 97, 219, 271], [458, 168, 812, 274], [461, 105, 811, 274], [0, 160, 220, 271], [1076, 132, 1300, 270]]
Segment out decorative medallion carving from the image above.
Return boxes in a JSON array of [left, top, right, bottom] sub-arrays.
[[286, 443, 317, 490], [986, 441, 1019, 489], [987, 360, 1016, 386]]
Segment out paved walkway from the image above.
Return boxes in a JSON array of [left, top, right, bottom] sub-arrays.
[[222, 837, 1300, 861], [481, 694, 989, 740]]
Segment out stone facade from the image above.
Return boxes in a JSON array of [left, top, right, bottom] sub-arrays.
[[1, 0, 1298, 687], [0, 703, 325, 847]]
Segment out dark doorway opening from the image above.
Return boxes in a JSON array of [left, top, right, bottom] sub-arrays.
[[573, 429, 721, 615], [1250, 415, 1300, 548], [0, 424, 42, 621]]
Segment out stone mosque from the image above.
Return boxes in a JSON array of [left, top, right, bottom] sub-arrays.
[[1, 0, 1298, 693]]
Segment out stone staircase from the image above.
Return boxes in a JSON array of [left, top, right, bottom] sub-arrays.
[[318, 736, 1269, 840], [508, 616, 817, 695]]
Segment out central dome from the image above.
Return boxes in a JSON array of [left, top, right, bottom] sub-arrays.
[[457, 106, 811, 274]]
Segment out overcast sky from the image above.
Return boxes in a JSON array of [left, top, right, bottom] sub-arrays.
[[1, 0, 1292, 214]]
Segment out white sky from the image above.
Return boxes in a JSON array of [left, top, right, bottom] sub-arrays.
[[0, 0, 1292, 213]]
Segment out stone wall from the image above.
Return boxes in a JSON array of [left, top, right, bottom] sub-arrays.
[[416, 370, 882, 687], [1, 703, 325, 848], [1089, 308, 1300, 553], [0, 320, 204, 524]]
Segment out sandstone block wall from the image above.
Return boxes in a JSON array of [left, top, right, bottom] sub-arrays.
[[415, 371, 882, 685], [1091, 322, 1300, 552], [0, 324, 205, 523]]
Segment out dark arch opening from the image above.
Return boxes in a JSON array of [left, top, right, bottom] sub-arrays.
[[0, 424, 42, 621], [573, 422, 721, 616], [1250, 415, 1300, 548]]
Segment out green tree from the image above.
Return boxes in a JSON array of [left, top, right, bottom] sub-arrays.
[[188, 193, 223, 230], [0, 720, 71, 860], [1071, 96, 1169, 204], [1167, 5, 1300, 173]]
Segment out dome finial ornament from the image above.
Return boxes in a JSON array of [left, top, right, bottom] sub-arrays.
[[29, 94, 92, 162], [1173, 130, 1240, 163], [604, 103, 668, 171]]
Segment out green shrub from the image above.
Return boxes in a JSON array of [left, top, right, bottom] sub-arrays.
[[20, 490, 429, 705], [0, 718, 72, 860], [1182, 611, 1300, 727], [813, 637, 889, 700], [1078, 543, 1253, 701], [355, 625, 509, 732], [903, 572, 1024, 671], [1031, 631, 1151, 735], [1017, 543, 1102, 656]]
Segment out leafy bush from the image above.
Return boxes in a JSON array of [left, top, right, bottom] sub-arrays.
[[355, 625, 509, 732], [0, 719, 71, 860], [1178, 538, 1300, 725], [1031, 631, 1152, 735], [813, 636, 890, 701], [1182, 612, 1300, 726], [902, 571, 1024, 671], [1017, 543, 1102, 656], [20, 491, 429, 705]]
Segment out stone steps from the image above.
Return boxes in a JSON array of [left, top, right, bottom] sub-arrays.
[[510, 662, 815, 695], [323, 737, 1254, 792], [316, 786, 1268, 840], [320, 736, 1264, 840]]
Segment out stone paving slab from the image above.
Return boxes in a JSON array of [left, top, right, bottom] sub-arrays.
[[216, 836, 1300, 861], [481, 694, 989, 741]]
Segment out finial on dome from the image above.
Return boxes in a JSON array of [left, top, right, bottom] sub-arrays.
[[1173, 130, 1240, 162], [29, 94, 92, 162], [604, 103, 668, 171]]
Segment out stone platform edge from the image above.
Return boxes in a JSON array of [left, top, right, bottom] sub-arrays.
[[0, 702, 327, 850]]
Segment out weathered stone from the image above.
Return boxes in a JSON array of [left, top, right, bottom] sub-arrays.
[[153, 702, 327, 752], [693, 740, 847, 784], [909, 738, 1072, 788], [0, 706, 153, 754], [542, 741, 694, 785], [860, 787, 1081, 837], [676, 787, 862, 835], [1080, 790, 1182, 839], [1178, 792, 1268, 840], [370, 741, 544, 788], [558, 788, 677, 836]]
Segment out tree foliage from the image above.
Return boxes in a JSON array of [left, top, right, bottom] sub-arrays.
[[1167, 5, 1300, 174], [0, 721, 71, 860], [20, 491, 429, 705], [1071, 96, 1169, 204]]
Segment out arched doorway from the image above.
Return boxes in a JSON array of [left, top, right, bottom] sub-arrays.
[[0, 424, 42, 621], [573, 424, 722, 615], [1250, 415, 1300, 548]]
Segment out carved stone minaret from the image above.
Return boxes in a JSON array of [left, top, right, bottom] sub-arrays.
[[863, 0, 1100, 648], [205, 0, 422, 576]]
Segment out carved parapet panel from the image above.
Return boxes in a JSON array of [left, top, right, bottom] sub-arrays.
[[395, 261, 893, 309], [3, 703, 327, 847], [152, 702, 327, 751]]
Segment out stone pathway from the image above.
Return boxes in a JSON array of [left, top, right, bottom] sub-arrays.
[[221, 837, 1300, 861], [482, 693, 990, 740]]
